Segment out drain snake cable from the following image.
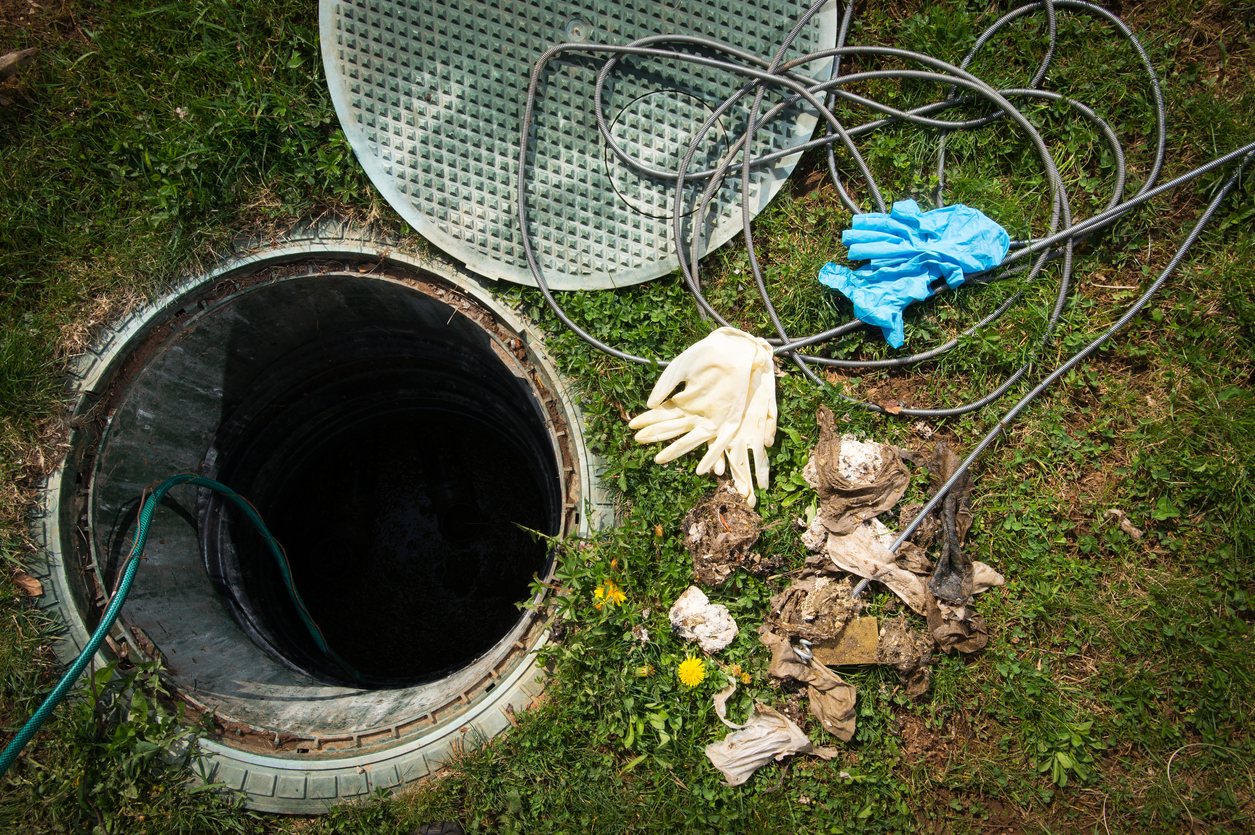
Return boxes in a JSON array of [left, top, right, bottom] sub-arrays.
[[0, 473, 362, 778], [515, 0, 1255, 589]]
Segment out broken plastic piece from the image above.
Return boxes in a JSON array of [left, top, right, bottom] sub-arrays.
[[817, 200, 1010, 348], [811, 616, 881, 666], [629, 327, 776, 507]]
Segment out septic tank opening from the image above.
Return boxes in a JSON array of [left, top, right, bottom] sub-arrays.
[[78, 265, 576, 721], [35, 240, 610, 809], [201, 323, 560, 688]]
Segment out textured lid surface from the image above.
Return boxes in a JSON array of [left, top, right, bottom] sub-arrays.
[[321, 0, 836, 289]]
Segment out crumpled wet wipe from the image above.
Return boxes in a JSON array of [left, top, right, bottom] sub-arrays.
[[803, 514, 1003, 656], [699, 408, 1011, 785], [925, 564, 1004, 653], [758, 626, 857, 742], [897, 442, 975, 605], [705, 678, 839, 787], [669, 586, 738, 653], [875, 617, 933, 698], [795, 409, 1005, 659], [808, 405, 910, 535], [819, 519, 929, 615], [765, 573, 862, 642]]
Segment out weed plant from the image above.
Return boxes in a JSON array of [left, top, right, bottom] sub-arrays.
[[2, 1, 1254, 833]]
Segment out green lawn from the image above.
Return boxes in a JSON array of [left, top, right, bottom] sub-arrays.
[[2, 1, 1253, 832]]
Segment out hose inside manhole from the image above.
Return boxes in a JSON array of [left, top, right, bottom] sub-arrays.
[[2, 473, 354, 777]]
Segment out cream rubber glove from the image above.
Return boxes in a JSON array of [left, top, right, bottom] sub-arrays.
[[713, 354, 777, 506], [628, 327, 777, 507]]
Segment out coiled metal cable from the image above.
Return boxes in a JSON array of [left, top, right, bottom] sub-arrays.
[[514, 0, 1253, 591]]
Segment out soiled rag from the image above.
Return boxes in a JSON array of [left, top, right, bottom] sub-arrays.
[[817, 200, 1010, 348]]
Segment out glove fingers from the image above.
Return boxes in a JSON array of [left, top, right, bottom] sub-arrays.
[[655, 427, 716, 464], [725, 444, 755, 508], [631, 328, 777, 509], [628, 403, 686, 430], [752, 441, 771, 490], [695, 421, 739, 475], [762, 366, 778, 442], [632, 414, 702, 443]]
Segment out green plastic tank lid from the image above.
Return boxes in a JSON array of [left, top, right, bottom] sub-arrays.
[[320, 0, 837, 290]]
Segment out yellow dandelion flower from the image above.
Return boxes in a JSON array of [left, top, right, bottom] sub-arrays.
[[610, 558, 618, 569], [678, 656, 706, 687], [636, 664, 655, 678], [594, 580, 625, 609]]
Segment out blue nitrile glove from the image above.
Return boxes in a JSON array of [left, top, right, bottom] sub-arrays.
[[817, 200, 1010, 348]]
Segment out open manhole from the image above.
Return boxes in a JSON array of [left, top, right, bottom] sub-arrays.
[[198, 307, 559, 689], [29, 229, 611, 813]]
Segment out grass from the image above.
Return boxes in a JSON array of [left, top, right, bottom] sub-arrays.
[[2, 0, 1254, 832]]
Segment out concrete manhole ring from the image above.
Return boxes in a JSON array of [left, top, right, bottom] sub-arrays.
[[27, 226, 612, 813]]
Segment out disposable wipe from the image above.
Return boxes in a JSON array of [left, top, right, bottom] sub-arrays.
[[818, 200, 1010, 348]]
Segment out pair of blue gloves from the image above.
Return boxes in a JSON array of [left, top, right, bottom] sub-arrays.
[[817, 200, 1010, 348]]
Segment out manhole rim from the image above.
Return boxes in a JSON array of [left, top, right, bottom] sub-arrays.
[[28, 228, 612, 813]]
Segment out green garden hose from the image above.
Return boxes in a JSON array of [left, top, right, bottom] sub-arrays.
[[0, 473, 360, 779]]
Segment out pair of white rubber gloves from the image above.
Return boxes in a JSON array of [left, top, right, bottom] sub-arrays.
[[628, 327, 777, 508]]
